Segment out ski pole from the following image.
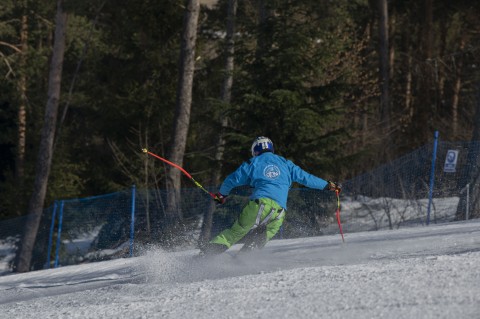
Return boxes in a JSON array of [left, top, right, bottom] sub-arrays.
[[335, 189, 345, 243], [142, 148, 218, 201]]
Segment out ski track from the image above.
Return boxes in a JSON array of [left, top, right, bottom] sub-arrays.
[[0, 220, 479, 319]]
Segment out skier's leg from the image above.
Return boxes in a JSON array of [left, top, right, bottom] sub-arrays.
[[206, 200, 263, 252], [266, 208, 285, 241], [239, 225, 267, 253], [239, 205, 285, 253]]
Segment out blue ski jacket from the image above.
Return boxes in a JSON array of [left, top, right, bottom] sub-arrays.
[[219, 152, 328, 209]]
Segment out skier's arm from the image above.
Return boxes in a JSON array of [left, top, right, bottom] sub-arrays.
[[289, 161, 329, 190], [219, 162, 250, 196]]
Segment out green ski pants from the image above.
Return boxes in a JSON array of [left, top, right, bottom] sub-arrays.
[[210, 198, 286, 248]]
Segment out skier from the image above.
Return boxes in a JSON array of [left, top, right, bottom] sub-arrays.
[[199, 136, 342, 256]]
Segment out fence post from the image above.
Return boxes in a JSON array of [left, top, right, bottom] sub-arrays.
[[45, 201, 58, 269], [54, 200, 64, 268], [129, 185, 136, 257], [426, 131, 439, 225]]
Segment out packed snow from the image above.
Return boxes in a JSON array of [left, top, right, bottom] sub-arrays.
[[1, 219, 479, 319]]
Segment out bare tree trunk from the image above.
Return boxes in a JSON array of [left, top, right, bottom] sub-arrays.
[[15, 7, 28, 216], [165, 0, 200, 225], [360, 21, 373, 148], [410, 0, 434, 145], [437, 21, 448, 108], [451, 36, 466, 137], [388, 7, 395, 79], [15, 0, 67, 273], [405, 44, 413, 122], [255, 0, 272, 60], [423, 0, 434, 61], [377, 0, 390, 145], [200, 0, 237, 243]]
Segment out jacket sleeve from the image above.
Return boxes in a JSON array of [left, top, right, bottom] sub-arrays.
[[289, 161, 328, 190], [219, 162, 251, 195]]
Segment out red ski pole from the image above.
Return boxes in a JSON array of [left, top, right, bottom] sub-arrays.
[[335, 189, 345, 243], [142, 148, 218, 201]]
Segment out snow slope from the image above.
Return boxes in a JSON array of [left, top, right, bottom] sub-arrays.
[[1, 220, 479, 319]]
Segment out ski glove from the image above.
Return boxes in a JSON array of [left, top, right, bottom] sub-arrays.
[[325, 181, 342, 194], [214, 192, 227, 205]]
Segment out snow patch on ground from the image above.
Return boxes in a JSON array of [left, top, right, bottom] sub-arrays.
[[1, 219, 479, 318]]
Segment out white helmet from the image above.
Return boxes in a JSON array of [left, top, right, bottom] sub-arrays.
[[251, 136, 274, 157]]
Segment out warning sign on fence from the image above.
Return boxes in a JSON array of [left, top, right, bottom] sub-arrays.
[[444, 150, 459, 173]]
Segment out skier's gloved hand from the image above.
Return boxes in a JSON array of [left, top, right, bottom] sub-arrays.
[[214, 193, 227, 205], [325, 181, 342, 194]]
